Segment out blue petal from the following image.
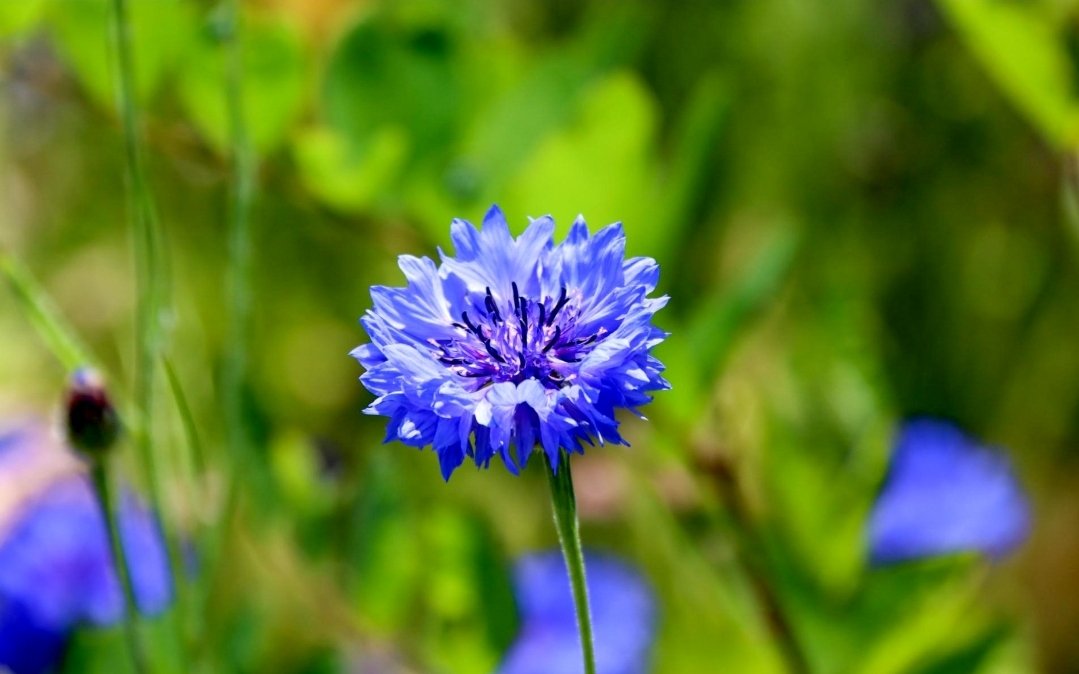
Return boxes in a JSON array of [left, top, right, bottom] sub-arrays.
[[622, 257, 660, 293], [0, 597, 67, 674], [449, 217, 483, 260], [434, 418, 466, 481], [868, 419, 1031, 564], [482, 204, 513, 248], [0, 476, 173, 628]]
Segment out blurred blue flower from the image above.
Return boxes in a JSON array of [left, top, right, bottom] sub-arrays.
[[498, 551, 657, 674], [352, 206, 669, 480], [868, 419, 1031, 564], [0, 423, 173, 674]]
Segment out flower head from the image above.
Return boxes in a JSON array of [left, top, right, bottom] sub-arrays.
[[498, 550, 657, 674], [352, 206, 669, 479], [0, 422, 172, 674], [867, 419, 1031, 564]]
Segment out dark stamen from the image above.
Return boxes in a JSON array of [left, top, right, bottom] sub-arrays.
[[512, 282, 521, 314], [461, 311, 481, 336], [547, 286, 569, 325], [485, 287, 502, 322], [542, 326, 562, 353], [574, 334, 597, 347], [520, 299, 529, 350], [538, 304, 546, 329], [483, 341, 505, 363]]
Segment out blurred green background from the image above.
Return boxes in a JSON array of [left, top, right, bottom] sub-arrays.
[[3, 0, 1079, 672]]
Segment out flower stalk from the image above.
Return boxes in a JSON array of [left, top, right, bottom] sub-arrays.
[[108, 0, 189, 665], [191, 2, 258, 664], [108, 0, 174, 575], [90, 460, 148, 674], [545, 451, 597, 674], [66, 369, 147, 674], [223, 0, 256, 468]]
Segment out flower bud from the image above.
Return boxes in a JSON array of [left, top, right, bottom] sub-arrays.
[[65, 368, 120, 457]]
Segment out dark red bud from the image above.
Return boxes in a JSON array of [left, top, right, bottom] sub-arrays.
[[65, 368, 120, 457]]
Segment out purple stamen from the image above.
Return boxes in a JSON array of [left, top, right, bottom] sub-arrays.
[[485, 287, 502, 323], [547, 286, 568, 325], [519, 299, 529, 350], [542, 326, 562, 353]]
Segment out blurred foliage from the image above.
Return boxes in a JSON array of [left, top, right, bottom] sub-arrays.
[[3, 0, 1079, 672]]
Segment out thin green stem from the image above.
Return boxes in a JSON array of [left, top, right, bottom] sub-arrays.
[[109, 1, 187, 667], [545, 451, 597, 674], [0, 252, 100, 374], [192, 1, 257, 664], [223, 0, 256, 467], [109, 0, 168, 552], [162, 356, 206, 478], [91, 461, 148, 674], [159, 355, 203, 657], [213, 0, 256, 591], [218, 0, 256, 600]]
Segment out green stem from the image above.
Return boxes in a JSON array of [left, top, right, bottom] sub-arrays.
[[162, 356, 206, 478], [545, 451, 597, 674], [109, 1, 188, 667], [91, 462, 148, 674], [0, 252, 100, 375], [192, 1, 257, 663], [109, 0, 168, 559], [217, 0, 256, 580], [223, 0, 255, 465], [219, 0, 256, 600]]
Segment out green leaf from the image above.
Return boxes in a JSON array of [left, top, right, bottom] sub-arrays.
[[451, 4, 651, 207], [177, 16, 307, 154], [323, 13, 461, 161], [456, 53, 606, 196], [502, 70, 658, 239], [939, 0, 1079, 148], [346, 449, 422, 634], [857, 570, 995, 674], [45, 0, 194, 109], [291, 125, 409, 213], [419, 510, 514, 674], [0, 0, 46, 37], [0, 250, 100, 374], [655, 224, 800, 429], [650, 73, 731, 265], [64, 626, 136, 674], [686, 226, 801, 388]]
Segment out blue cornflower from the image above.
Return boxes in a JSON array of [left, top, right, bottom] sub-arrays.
[[0, 423, 172, 674], [351, 206, 669, 479], [498, 551, 657, 674], [867, 419, 1031, 564]]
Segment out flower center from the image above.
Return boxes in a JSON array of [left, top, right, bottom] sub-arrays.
[[430, 282, 600, 388]]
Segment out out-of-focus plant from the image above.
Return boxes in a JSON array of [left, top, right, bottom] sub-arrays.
[[498, 551, 656, 674], [868, 419, 1030, 564], [0, 421, 172, 674]]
